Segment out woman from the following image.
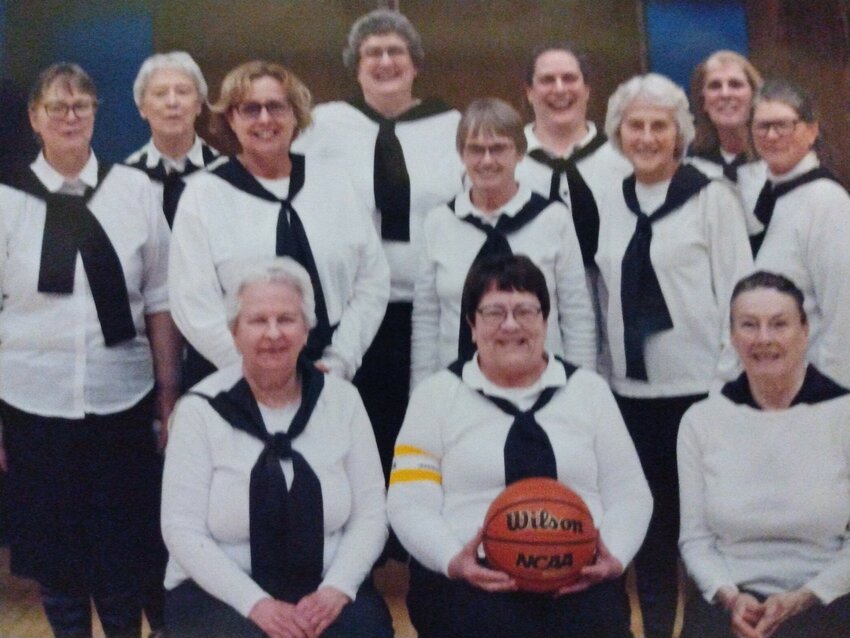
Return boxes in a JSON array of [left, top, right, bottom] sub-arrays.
[[599, 73, 754, 638], [168, 60, 389, 389], [389, 254, 651, 638], [292, 8, 464, 481], [412, 98, 595, 389], [0, 63, 178, 638], [126, 51, 218, 227], [741, 79, 850, 388], [679, 271, 850, 638], [162, 257, 393, 638], [688, 50, 763, 183]]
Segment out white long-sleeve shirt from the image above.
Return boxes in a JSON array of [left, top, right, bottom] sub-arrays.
[[162, 364, 388, 617], [411, 185, 596, 388], [168, 155, 390, 380], [388, 354, 652, 575], [678, 368, 850, 604]]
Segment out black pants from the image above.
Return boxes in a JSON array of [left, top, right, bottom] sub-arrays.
[[614, 393, 706, 638]]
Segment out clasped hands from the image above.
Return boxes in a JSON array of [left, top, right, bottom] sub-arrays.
[[248, 586, 350, 638], [716, 585, 818, 638]]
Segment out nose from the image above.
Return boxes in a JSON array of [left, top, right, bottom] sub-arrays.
[[756, 323, 772, 342], [165, 89, 179, 105], [265, 318, 282, 338], [553, 77, 565, 91], [500, 310, 520, 330], [257, 105, 272, 123]]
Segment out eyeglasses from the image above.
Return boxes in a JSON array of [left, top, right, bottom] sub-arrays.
[[233, 101, 292, 120], [463, 142, 516, 159], [752, 118, 801, 138], [361, 45, 409, 60], [43, 99, 97, 120], [476, 303, 542, 326]]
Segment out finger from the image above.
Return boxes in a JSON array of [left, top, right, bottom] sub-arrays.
[[556, 578, 592, 596]]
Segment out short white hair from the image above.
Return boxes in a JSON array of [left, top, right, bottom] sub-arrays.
[[223, 257, 317, 330], [133, 51, 208, 107], [604, 73, 695, 160]]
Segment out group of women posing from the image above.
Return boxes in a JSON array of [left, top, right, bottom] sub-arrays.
[[0, 6, 848, 638]]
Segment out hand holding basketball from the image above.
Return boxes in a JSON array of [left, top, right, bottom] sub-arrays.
[[554, 537, 623, 595], [448, 528, 518, 593]]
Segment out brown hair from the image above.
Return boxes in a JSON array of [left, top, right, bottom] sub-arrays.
[[456, 97, 527, 155]]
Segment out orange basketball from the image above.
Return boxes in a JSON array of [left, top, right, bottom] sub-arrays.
[[482, 477, 597, 593]]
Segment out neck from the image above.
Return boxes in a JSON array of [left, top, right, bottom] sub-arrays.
[[364, 91, 417, 119], [239, 151, 291, 179], [533, 119, 589, 156], [246, 366, 301, 408], [748, 365, 807, 410], [636, 160, 680, 186], [44, 146, 90, 180], [471, 181, 519, 213], [480, 355, 548, 388], [716, 126, 748, 156], [152, 130, 196, 162]]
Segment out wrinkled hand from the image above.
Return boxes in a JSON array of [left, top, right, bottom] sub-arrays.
[[752, 589, 817, 638], [296, 587, 350, 637], [556, 537, 623, 596], [248, 597, 312, 638], [448, 528, 517, 592], [727, 591, 765, 638]]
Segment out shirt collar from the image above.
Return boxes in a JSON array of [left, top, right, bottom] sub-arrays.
[[767, 151, 819, 184], [462, 352, 566, 401], [141, 135, 207, 172], [453, 183, 534, 223], [524, 121, 597, 158], [31, 150, 99, 193]]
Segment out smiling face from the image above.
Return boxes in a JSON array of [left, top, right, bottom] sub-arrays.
[[232, 280, 309, 379], [619, 100, 680, 183], [29, 80, 95, 161], [462, 130, 521, 203], [139, 67, 202, 143], [701, 59, 753, 134], [526, 49, 590, 134], [731, 287, 809, 383], [752, 100, 818, 176], [356, 32, 417, 103], [227, 75, 297, 162]]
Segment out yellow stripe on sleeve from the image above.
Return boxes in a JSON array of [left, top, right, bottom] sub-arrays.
[[389, 468, 442, 486], [393, 444, 434, 457]]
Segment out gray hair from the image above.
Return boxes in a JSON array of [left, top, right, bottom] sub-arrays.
[[342, 9, 425, 71], [604, 73, 695, 160], [224, 257, 316, 330], [132, 51, 208, 107], [456, 97, 527, 155]]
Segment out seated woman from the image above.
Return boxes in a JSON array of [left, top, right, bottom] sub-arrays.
[[161, 257, 393, 638], [678, 270, 850, 638], [389, 254, 652, 638]]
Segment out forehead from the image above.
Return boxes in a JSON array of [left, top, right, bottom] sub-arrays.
[[479, 286, 539, 306], [533, 50, 582, 79], [39, 78, 93, 102], [240, 279, 300, 306], [243, 75, 285, 99], [753, 100, 797, 120], [732, 288, 798, 316], [360, 32, 408, 50], [464, 129, 513, 145], [704, 59, 748, 82], [146, 67, 196, 89], [623, 100, 675, 123]]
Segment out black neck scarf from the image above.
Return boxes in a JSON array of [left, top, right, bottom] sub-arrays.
[[348, 96, 453, 241], [451, 192, 550, 361], [194, 356, 325, 603], [527, 131, 607, 266], [127, 144, 217, 227], [449, 356, 576, 485], [2, 163, 136, 347], [749, 166, 838, 257], [691, 148, 747, 182], [621, 164, 710, 381], [722, 364, 849, 409], [211, 156, 334, 361]]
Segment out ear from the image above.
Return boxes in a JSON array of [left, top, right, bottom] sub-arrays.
[[467, 315, 478, 344]]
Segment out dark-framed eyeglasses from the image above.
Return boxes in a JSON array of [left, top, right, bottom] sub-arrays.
[[476, 303, 542, 326], [43, 99, 97, 120]]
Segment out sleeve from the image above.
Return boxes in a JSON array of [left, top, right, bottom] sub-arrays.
[[320, 175, 389, 380], [410, 211, 442, 389], [139, 173, 171, 315], [319, 388, 389, 599], [677, 407, 736, 602], [553, 205, 597, 370], [584, 373, 653, 566], [161, 396, 269, 617], [804, 185, 850, 389], [386, 374, 464, 574], [168, 181, 240, 369]]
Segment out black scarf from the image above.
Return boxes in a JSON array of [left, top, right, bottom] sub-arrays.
[[621, 164, 710, 380], [211, 156, 334, 360], [348, 96, 453, 241], [194, 356, 325, 602], [449, 356, 576, 485], [451, 192, 550, 361], [1, 163, 136, 346], [527, 131, 607, 266], [722, 365, 849, 409], [690, 147, 747, 182]]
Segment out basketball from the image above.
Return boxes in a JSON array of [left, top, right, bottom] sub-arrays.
[[482, 477, 598, 593]]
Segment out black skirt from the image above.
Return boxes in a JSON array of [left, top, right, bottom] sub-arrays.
[[1, 393, 159, 591]]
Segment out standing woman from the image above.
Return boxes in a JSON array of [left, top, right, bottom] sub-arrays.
[[0, 63, 178, 638], [688, 50, 762, 183], [292, 9, 464, 481], [169, 60, 389, 389], [126, 51, 218, 227], [742, 79, 850, 389], [411, 98, 595, 389], [599, 73, 753, 638]]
